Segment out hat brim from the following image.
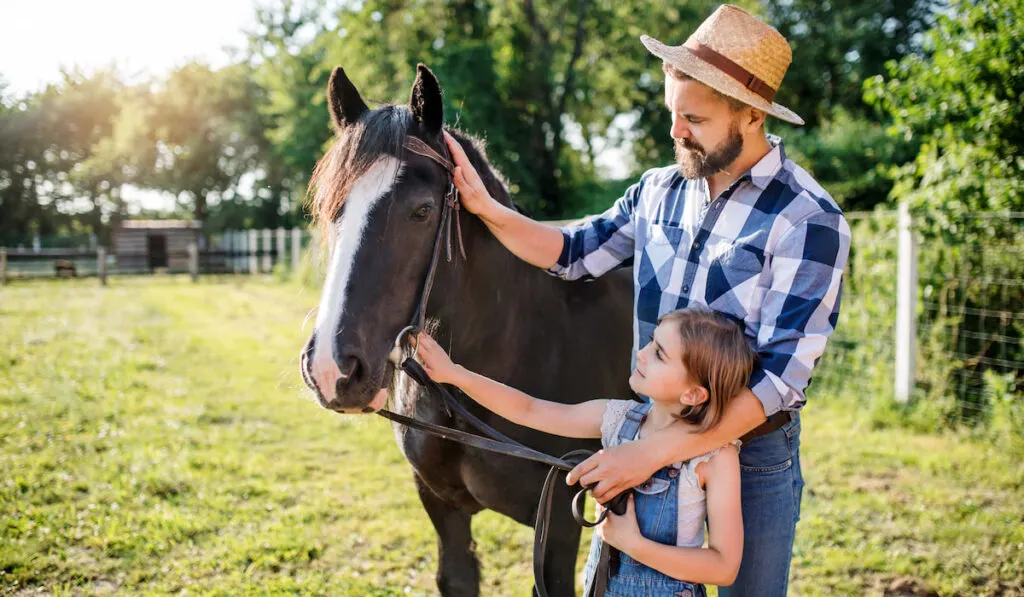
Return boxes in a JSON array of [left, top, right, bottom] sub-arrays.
[[641, 35, 804, 126]]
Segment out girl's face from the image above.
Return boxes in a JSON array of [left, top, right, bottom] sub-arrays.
[[629, 322, 704, 408]]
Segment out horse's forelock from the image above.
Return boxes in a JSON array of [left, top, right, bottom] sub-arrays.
[[306, 110, 511, 243], [307, 106, 412, 239]]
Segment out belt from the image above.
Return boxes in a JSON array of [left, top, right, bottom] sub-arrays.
[[740, 410, 792, 443]]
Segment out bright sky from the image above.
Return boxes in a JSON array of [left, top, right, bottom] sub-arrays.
[[0, 0, 258, 95]]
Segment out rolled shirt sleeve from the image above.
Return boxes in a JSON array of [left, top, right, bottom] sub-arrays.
[[547, 174, 647, 281], [749, 209, 852, 415]]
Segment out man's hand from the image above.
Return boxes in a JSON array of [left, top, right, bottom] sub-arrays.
[[444, 131, 501, 221], [566, 441, 661, 504]]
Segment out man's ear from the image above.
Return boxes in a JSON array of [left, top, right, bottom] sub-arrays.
[[742, 106, 768, 133]]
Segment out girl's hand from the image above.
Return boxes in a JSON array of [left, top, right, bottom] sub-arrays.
[[597, 494, 642, 552], [416, 333, 461, 385], [443, 131, 500, 220]]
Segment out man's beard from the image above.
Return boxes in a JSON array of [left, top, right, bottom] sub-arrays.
[[675, 124, 744, 179]]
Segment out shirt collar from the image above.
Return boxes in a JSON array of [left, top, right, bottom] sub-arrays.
[[746, 134, 785, 191]]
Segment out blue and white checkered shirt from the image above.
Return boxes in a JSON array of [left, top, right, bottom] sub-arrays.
[[549, 138, 851, 415]]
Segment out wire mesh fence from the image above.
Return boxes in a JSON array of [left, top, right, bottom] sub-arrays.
[[812, 210, 899, 405], [915, 212, 1024, 426], [813, 209, 1023, 430]]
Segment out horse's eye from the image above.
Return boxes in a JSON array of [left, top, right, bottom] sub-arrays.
[[411, 204, 433, 221]]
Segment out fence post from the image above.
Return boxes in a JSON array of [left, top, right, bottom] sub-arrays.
[[229, 231, 238, 276], [276, 227, 286, 268], [895, 202, 917, 402], [98, 247, 107, 286], [261, 229, 272, 273], [188, 242, 199, 283], [248, 230, 258, 275], [291, 228, 302, 273], [1, 248, 7, 286]]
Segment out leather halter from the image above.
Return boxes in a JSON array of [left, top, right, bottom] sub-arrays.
[[402, 135, 466, 333]]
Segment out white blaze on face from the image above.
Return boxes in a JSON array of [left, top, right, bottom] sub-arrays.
[[310, 156, 404, 400]]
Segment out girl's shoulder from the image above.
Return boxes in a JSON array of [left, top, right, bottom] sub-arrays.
[[684, 440, 741, 489], [600, 399, 643, 448]]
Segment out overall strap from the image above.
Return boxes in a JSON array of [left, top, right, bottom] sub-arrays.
[[617, 401, 651, 443]]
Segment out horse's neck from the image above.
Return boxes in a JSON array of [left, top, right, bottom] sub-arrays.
[[429, 213, 554, 346]]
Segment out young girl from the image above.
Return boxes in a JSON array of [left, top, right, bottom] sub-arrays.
[[416, 307, 755, 597]]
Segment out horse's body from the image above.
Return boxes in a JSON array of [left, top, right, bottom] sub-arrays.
[[301, 65, 633, 596]]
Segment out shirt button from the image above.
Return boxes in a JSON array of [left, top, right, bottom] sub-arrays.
[[682, 284, 690, 293], [692, 241, 702, 251], [668, 467, 679, 478]]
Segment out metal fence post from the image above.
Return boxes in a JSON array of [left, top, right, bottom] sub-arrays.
[[291, 228, 302, 273], [188, 242, 199, 283], [248, 230, 258, 275], [98, 247, 107, 286], [895, 201, 917, 402]]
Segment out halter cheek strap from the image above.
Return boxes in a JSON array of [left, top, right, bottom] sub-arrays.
[[401, 132, 468, 333]]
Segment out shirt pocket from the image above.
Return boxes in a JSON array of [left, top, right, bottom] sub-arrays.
[[638, 224, 685, 289], [704, 242, 766, 315]]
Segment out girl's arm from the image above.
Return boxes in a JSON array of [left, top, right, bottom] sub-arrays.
[[416, 333, 607, 439], [601, 445, 744, 586]]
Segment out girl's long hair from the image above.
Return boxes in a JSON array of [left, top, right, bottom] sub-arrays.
[[661, 308, 757, 432]]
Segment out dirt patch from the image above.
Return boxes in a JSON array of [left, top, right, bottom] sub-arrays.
[[882, 576, 939, 596]]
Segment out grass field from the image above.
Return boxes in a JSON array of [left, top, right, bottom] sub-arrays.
[[1, 277, 1021, 596]]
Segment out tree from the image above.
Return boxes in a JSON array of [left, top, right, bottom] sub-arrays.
[[865, 0, 1024, 219], [763, 0, 938, 129]]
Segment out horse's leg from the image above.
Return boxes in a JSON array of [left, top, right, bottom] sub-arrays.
[[536, 482, 583, 597], [415, 474, 481, 597]]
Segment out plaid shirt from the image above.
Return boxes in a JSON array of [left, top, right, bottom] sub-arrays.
[[549, 139, 851, 415]]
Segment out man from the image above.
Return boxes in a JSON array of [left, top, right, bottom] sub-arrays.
[[443, 5, 850, 595]]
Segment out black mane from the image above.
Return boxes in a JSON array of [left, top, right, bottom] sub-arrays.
[[308, 105, 514, 235]]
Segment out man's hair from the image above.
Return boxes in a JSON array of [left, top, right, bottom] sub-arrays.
[[658, 308, 756, 432], [663, 62, 748, 113]]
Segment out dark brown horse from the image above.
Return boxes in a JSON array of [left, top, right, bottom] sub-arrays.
[[301, 64, 633, 596]]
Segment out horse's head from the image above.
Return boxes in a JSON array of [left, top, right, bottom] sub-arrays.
[[300, 64, 503, 413]]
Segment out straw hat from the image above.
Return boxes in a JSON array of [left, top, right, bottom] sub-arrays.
[[641, 4, 804, 125]]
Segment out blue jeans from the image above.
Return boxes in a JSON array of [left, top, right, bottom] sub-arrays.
[[719, 414, 803, 597]]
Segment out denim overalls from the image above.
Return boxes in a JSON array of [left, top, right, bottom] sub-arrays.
[[582, 402, 707, 597]]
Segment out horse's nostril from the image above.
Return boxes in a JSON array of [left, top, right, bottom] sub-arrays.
[[337, 355, 362, 383]]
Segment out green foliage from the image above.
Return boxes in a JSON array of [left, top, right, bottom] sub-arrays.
[[762, 0, 937, 128], [782, 110, 916, 210], [865, 0, 1024, 221]]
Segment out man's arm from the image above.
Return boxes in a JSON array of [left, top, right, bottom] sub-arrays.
[[570, 209, 852, 501], [445, 131, 639, 279], [568, 390, 766, 502]]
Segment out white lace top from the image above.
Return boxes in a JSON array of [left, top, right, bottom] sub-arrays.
[[600, 399, 741, 548]]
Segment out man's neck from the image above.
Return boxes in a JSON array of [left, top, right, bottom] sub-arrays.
[[707, 132, 773, 200]]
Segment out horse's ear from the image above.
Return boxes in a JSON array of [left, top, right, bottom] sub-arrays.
[[327, 66, 368, 130], [409, 63, 443, 137]]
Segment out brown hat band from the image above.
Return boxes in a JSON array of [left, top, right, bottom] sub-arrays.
[[684, 40, 777, 102]]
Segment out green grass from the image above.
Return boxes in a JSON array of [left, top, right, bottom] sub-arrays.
[[1, 277, 1021, 596]]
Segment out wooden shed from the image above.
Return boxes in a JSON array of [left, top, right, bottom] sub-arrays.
[[113, 220, 201, 272]]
